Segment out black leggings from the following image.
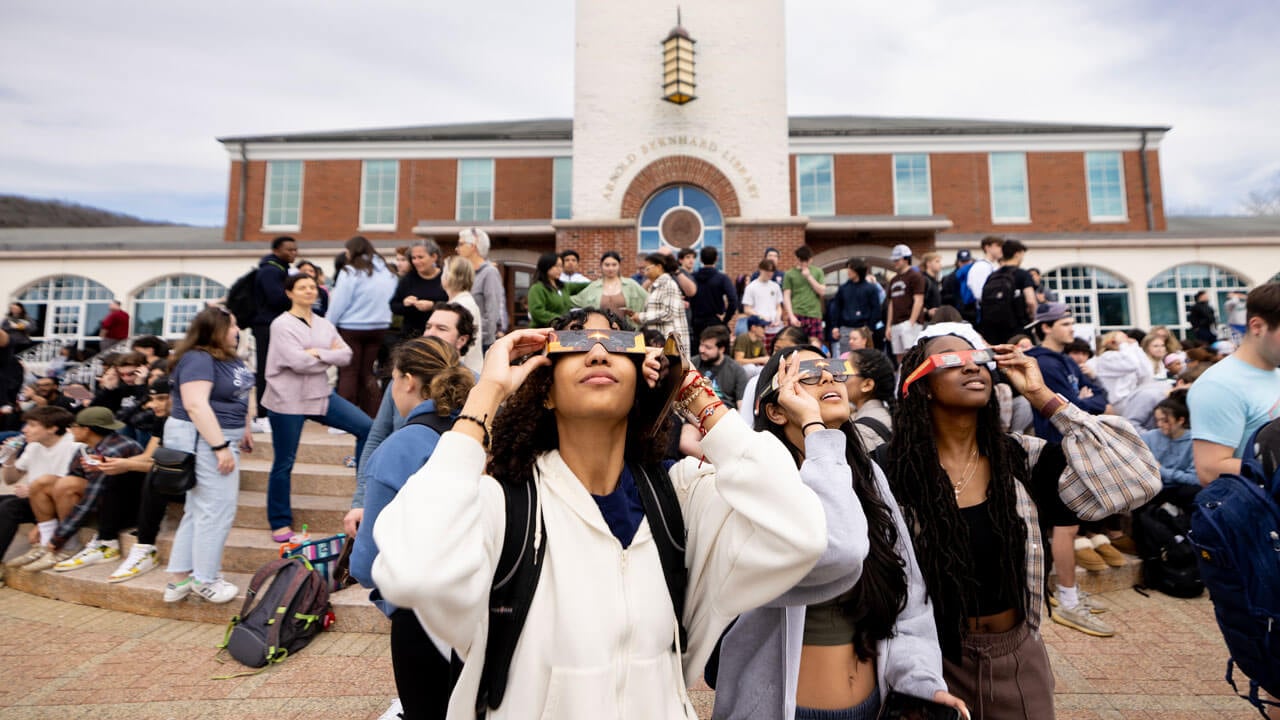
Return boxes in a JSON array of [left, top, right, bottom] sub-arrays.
[[136, 473, 182, 545], [0, 495, 36, 558], [390, 608, 456, 720]]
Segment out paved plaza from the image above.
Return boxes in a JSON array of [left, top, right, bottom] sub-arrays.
[[0, 584, 1270, 719]]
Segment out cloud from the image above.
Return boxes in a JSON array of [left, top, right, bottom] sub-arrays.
[[1, 0, 1277, 223]]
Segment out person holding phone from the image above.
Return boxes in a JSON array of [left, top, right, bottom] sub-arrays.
[[884, 324, 1158, 719], [371, 308, 828, 718], [713, 348, 966, 720]]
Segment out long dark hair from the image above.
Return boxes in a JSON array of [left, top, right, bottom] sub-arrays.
[[488, 308, 669, 486], [755, 345, 907, 661], [884, 338, 1028, 661], [849, 348, 896, 409], [170, 306, 238, 368], [532, 252, 562, 290], [344, 236, 377, 275]]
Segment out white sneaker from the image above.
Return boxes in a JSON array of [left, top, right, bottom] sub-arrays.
[[164, 576, 194, 602], [193, 577, 239, 604], [54, 537, 120, 572], [109, 543, 158, 583], [327, 427, 348, 435], [251, 418, 271, 434]]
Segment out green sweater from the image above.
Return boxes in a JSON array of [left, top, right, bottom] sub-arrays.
[[528, 281, 590, 327]]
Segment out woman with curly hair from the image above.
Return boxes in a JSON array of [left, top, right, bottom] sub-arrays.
[[371, 308, 827, 719], [884, 323, 1159, 719], [714, 345, 966, 720]]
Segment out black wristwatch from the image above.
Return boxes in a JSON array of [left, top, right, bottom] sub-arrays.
[[209, 441, 231, 451]]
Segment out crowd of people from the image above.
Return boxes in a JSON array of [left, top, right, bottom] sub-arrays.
[[0, 228, 1278, 720]]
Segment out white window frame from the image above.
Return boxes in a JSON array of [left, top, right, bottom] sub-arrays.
[[456, 158, 495, 222], [358, 159, 399, 231], [262, 160, 303, 231], [988, 152, 1030, 224], [552, 157, 572, 220], [1085, 151, 1128, 223], [892, 153, 932, 216], [795, 154, 835, 217]]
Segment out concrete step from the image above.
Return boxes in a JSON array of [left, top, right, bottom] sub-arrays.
[[231, 491, 350, 534], [251, 426, 361, 467], [154, 526, 310, 575], [2, 552, 388, 633], [1064, 552, 1144, 595], [239, 458, 357, 498]]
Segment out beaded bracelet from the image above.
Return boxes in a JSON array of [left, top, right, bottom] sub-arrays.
[[455, 413, 491, 451]]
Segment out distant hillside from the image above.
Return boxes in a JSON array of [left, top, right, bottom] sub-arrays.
[[0, 194, 176, 228]]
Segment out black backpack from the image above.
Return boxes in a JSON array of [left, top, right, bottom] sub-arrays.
[[1133, 502, 1204, 599], [978, 266, 1022, 335], [218, 557, 333, 671], [405, 414, 689, 717], [224, 266, 259, 328], [1189, 419, 1280, 710]]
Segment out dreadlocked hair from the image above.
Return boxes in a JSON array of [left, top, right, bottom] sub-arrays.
[[487, 308, 671, 486], [755, 346, 906, 661], [884, 340, 1028, 662]]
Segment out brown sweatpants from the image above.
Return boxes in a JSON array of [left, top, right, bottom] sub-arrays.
[[942, 622, 1055, 720]]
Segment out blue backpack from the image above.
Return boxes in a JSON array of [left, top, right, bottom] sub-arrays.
[[1190, 418, 1280, 716], [954, 262, 976, 307]]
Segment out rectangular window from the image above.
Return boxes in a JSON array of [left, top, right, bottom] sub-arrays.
[[989, 152, 1029, 223], [360, 160, 399, 229], [264, 160, 303, 229], [796, 155, 834, 216], [893, 154, 932, 215], [552, 157, 572, 220], [457, 158, 495, 222], [1085, 151, 1127, 222]]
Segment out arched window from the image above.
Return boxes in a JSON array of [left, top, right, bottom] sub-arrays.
[[638, 185, 724, 268], [134, 275, 228, 339], [1147, 263, 1248, 338], [1041, 265, 1131, 333], [16, 275, 115, 347]]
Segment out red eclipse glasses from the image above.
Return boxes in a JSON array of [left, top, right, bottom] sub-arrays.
[[901, 348, 995, 396]]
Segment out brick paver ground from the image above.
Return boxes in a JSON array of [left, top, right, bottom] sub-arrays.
[[0, 586, 1269, 719]]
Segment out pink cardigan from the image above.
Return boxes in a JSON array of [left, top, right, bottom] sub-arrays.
[[262, 312, 353, 415]]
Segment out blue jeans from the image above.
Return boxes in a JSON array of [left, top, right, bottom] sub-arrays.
[[267, 391, 371, 530], [164, 418, 242, 584]]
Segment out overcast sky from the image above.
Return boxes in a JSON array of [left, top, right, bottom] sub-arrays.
[[1, 0, 1276, 225]]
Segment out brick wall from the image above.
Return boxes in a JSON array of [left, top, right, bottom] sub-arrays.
[[495, 158, 554, 220]]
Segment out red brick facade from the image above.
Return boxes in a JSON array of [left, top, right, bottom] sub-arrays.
[[224, 148, 1166, 248]]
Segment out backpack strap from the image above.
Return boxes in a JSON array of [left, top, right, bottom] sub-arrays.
[[405, 412, 456, 436], [236, 557, 295, 620], [633, 463, 689, 652], [264, 560, 316, 664], [476, 479, 546, 717], [854, 416, 891, 444]]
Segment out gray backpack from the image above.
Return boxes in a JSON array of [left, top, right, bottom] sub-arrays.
[[219, 557, 333, 670]]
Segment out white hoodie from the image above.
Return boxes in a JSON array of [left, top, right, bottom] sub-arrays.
[[372, 412, 826, 720]]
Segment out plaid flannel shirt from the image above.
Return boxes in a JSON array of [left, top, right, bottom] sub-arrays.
[[54, 431, 144, 547], [635, 273, 691, 358], [1011, 403, 1160, 629]]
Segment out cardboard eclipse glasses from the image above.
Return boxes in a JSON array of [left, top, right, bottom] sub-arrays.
[[765, 358, 856, 395], [901, 348, 994, 396], [545, 329, 680, 359]]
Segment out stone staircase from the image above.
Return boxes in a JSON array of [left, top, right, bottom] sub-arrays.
[[2, 423, 389, 634]]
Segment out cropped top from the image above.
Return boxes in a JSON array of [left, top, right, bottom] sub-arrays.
[[960, 500, 1016, 617], [803, 589, 857, 646]]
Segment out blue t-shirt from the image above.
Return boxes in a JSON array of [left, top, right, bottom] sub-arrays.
[[593, 466, 646, 549], [1188, 355, 1280, 456], [170, 350, 254, 428]]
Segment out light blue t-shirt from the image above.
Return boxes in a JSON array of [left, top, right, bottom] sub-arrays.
[[1187, 355, 1280, 456]]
